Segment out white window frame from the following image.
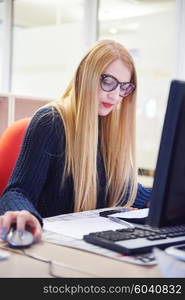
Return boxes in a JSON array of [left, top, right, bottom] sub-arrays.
[[1, 0, 13, 93]]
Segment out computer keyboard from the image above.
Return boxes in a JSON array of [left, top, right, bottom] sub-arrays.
[[83, 224, 185, 255]]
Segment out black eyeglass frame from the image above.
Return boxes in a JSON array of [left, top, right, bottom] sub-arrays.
[[100, 74, 136, 97]]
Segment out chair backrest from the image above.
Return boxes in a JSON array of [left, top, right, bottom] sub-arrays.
[[0, 118, 31, 196]]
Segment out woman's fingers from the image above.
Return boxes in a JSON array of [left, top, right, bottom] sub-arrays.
[[16, 210, 42, 240], [0, 211, 18, 239], [0, 210, 42, 242], [128, 207, 138, 210]]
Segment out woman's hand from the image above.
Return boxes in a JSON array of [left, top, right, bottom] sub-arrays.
[[0, 210, 42, 242]]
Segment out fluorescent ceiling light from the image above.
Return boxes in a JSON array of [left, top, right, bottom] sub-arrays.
[[99, 1, 174, 21]]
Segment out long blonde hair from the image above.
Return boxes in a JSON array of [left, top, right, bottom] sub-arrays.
[[51, 40, 138, 212]]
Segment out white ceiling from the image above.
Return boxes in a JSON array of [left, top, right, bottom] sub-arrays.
[[99, 0, 174, 21], [0, 0, 175, 27]]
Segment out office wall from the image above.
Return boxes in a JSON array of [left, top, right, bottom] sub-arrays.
[[12, 23, 85, 98], [0, 30, 3, 92], [100, 10, 175, 171], [0, 6, 3, 92]]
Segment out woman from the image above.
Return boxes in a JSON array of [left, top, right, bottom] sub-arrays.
[[0, 40, 151, 241]]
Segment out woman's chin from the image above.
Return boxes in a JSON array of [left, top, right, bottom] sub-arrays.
[[98, 107, 113, 116]]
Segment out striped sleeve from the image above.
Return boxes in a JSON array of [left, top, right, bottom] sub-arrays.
[[132, 183, 152, 208]]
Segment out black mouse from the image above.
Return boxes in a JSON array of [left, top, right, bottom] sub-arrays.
[[6, 227, 34, 248]]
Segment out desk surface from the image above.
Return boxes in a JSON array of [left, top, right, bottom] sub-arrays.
[[0, 240, 161, 278]]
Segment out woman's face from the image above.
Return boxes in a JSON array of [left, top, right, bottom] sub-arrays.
[[98, 59, 132, 116]]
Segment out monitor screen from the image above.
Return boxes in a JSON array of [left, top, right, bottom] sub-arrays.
[[147, 80, 185, 227]]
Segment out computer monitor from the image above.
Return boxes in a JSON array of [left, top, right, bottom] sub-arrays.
[[147, 80, 185, 227]]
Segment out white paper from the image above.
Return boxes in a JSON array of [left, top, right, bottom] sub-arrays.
[[112, 207, 149, 219], [0, 250, 10, 260], [153, 247, 185, 278], [43, 216, 127, 239]]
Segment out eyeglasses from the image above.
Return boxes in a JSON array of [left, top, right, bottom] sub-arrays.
[[100, 74, 135, 97]]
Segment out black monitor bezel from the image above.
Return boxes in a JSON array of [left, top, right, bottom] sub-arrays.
[[147, 80, 185, 227]]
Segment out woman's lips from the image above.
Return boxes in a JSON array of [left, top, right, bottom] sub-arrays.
[[102, 102, 114, 108]]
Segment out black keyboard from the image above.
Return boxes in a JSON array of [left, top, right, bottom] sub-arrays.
[[83, 224, 185, 255]]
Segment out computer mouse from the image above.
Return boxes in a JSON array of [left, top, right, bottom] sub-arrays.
[[6, 227, 34, 248]]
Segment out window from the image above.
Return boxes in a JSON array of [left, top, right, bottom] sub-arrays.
[[12, 0, 85, 98]]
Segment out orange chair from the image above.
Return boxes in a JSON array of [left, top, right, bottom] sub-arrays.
[[0, 118, 31, 196]]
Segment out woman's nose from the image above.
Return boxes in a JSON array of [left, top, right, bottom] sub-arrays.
[[108, 85, 121, 101]]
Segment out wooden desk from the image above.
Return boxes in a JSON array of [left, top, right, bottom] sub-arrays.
[[0, 240, 161, 278]]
